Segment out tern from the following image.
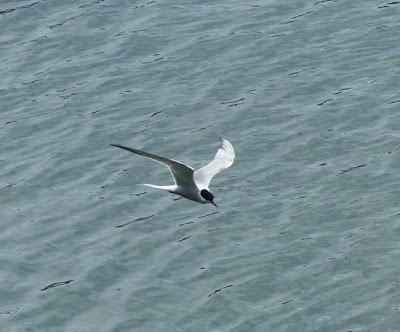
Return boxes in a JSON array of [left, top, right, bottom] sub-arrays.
[[111, 138, 235, 207]]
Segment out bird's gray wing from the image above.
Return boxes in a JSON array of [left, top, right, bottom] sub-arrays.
[[193, 138, 235, 189], [111, 144, 195, 187]]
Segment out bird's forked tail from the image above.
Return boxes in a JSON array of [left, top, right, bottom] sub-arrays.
[[142, 184, 176, 192]]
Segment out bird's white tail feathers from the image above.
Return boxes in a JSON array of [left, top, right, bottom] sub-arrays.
[[142, 184, 176, 191]]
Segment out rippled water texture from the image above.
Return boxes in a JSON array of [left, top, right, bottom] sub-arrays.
[[2, 0, 400, 331]]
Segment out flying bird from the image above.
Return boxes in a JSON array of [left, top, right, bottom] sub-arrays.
[[111, 138, 235, 207]]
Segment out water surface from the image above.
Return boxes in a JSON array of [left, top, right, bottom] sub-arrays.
[[1, 0, 400, 331]]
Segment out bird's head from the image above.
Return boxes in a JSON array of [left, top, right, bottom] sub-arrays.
[[200, 189, 218, 207]]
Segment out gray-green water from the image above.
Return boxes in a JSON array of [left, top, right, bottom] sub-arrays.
[[2, 0, 400, 331]]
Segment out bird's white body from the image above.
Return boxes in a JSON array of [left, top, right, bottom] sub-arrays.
[[143, 184, 206, 203], [111, 138, 235, 206]]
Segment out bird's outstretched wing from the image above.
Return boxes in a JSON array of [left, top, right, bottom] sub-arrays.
[[194, 138, 235, 188], [111, 144, 195, 187]]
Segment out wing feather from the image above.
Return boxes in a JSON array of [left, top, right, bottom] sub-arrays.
[[194, 138, 235, 188], [111, 144, 195, 187]]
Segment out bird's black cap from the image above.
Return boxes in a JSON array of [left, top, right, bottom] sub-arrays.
[[200, 189, 217, 207]]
